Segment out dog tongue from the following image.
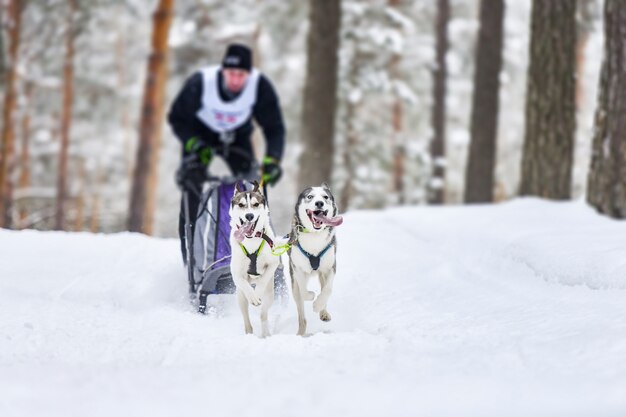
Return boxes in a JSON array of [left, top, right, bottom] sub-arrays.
[[234, 222, 254, 242], [312, 212, 344, 227]]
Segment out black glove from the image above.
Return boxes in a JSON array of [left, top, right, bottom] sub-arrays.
[[261, 156, 282, 186], [176, 154, 208, 192]]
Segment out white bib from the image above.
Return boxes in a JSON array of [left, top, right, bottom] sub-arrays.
[[196, 66, 260, 133]]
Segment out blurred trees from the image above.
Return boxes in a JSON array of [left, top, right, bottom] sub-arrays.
[[0, 0, 615, 235], [586, 0, 626, 218], [519, 0, 577, 199], [336, 1, 419, 210], [2, 1, 151, 232]]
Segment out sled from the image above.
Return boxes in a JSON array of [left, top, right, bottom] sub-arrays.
[[183, 176, 286, 313]]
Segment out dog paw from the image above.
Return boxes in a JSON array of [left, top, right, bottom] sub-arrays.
[[319, 310, 331, 322], [247, 293, 262, 306], [304, 291, 315, 301]]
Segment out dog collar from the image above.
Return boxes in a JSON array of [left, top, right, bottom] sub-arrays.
[[296, 237, 335, 271], [296, 224, 312, 234], [257, 231, 275, 249]]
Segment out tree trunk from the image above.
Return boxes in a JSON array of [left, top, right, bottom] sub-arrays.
[[429, 0, 449, 205], [127, 0, 174, 234], [54, 0, 77, 231], [0, 0, 22, 228], [464, 0, 505, 203], [90, 162, 103, 233], [18, 83, 34, 225], [297, 0, 341, 190], [74, 158, 85, 231], [391, 90, 405, 204], [520, 0, 577, 199], [389, 0, 404, 205], [0, 3, 5, 80], [586, 0, 626, 218]]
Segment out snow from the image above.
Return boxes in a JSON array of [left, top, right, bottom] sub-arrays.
[[1, 199, 626, 417]]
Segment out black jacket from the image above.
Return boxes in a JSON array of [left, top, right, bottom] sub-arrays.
[[168, 69, 285, 175]]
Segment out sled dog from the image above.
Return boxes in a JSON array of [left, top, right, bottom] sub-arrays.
[[229, 181, 280, 337], [288, 183, 343, 336]]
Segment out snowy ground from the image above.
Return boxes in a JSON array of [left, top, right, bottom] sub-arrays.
[[1, 198, 625, 417]]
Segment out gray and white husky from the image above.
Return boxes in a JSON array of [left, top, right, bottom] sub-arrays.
[[229, 181, 280, 337], [288, 183, 343, 336]]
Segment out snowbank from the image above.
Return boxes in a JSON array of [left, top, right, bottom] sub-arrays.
[[1, 199, 625, 417]]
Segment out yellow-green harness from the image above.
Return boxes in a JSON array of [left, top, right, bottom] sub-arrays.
[[239, 239, 266, 276], [269, 225, 311, 256]]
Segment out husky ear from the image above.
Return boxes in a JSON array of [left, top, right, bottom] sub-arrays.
[[235, 181, 245, 193], [321, 182, 331, 191], [252, 180, 260, 192]]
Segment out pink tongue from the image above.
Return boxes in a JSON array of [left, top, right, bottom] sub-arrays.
[[234, 222, 254, 242], [313, 213, 344, 227]]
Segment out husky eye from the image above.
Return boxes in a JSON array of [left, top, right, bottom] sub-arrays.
[[323, 195, 329, 200], [253, 203, 259, 208], [238, 203, 245, 208], [306, 195, 313, 200]]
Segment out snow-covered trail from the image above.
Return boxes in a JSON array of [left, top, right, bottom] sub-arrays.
[[1, 199, 625, 417]]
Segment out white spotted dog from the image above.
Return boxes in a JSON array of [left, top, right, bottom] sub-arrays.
[[229, 181, 280, 337], [288, 183, 343, 336]]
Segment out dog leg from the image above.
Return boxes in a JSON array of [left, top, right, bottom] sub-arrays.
[[257, 268, 276, 338], [260, 278, 274, 338], [232, 268, 261, 306], [236, 288, 253, 334], [290, 267, 307, 336], [313, 270, 334, 322], [295, 271, 314, 301]]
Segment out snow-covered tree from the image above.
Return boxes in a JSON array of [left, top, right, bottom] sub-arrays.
[[335, 0, 423, 210]]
